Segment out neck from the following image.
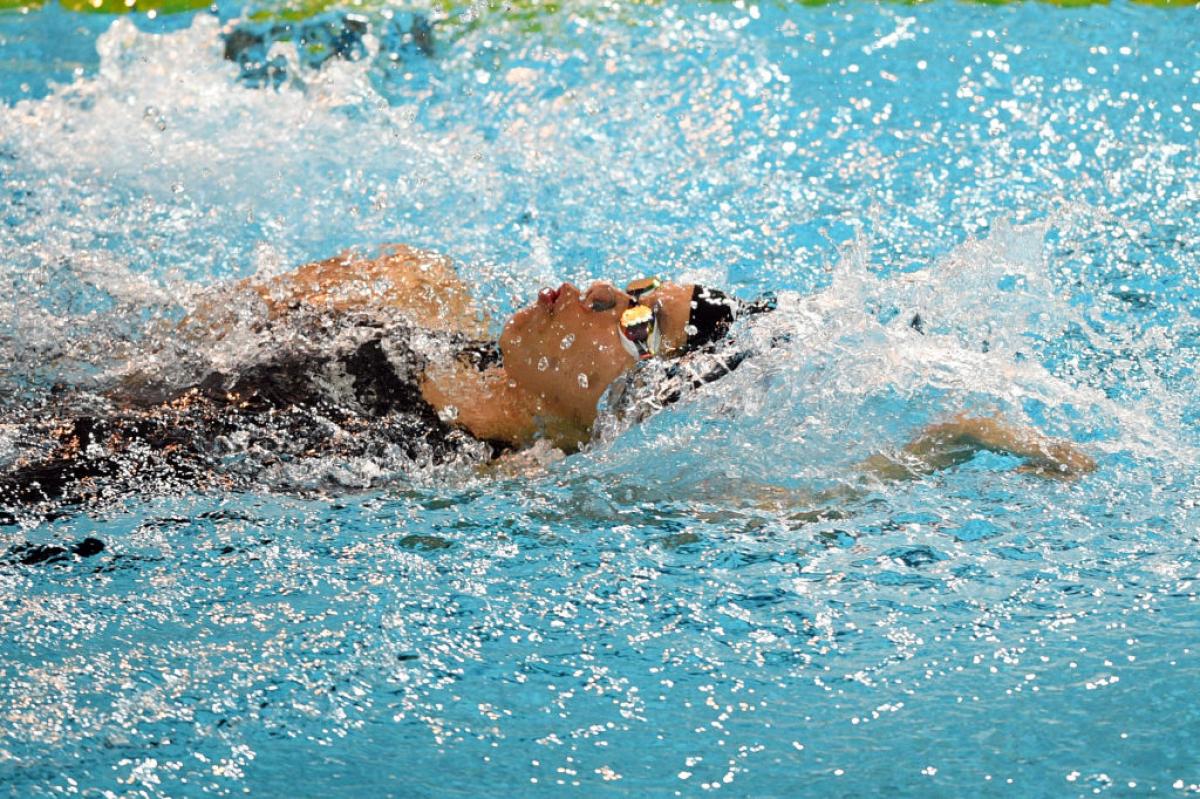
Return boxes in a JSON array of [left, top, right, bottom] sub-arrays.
[[419, 362, 595, 452]]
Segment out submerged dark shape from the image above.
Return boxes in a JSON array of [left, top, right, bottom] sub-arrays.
[[221, 10, 434, 88], [4, 536, 105, 566]]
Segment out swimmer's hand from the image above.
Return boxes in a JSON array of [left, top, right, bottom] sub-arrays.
[[862, 414, 1096, 481]]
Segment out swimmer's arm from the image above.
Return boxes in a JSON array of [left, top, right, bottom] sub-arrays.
[[662, 417, 1093, 530], [861, 415, 1096, 481]]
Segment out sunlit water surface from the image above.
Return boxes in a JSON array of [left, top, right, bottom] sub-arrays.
[[2, 1, 1200, 796]]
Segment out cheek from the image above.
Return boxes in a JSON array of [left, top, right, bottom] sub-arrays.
[[510, 335, 569, 387]]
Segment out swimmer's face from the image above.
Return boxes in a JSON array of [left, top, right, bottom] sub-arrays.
[[500, 281, 638, 421]]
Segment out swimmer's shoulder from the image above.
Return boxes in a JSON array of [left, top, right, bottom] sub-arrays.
[[246, 244, 490, 338]]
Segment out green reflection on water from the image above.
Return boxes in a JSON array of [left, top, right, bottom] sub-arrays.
[[0, 0, 1192, 22]]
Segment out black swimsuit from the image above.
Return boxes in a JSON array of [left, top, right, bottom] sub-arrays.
[[0, 322, 503, 520]]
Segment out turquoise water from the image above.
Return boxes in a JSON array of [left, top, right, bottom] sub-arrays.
[[2, 1, 1200, 795]]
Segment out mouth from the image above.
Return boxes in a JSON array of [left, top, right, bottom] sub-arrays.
[[535, 283, 577, 313]]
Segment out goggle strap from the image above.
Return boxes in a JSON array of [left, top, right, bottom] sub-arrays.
[[624, 276, 662, 300]]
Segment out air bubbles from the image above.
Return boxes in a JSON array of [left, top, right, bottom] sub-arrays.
[[537, 356, 549, 372], [560, 334, 575, 350], [576, 373, 589, 389], [142, 105, 166, 131]]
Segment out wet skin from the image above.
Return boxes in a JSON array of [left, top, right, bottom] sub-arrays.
[[416, 278, 698, 452], [499, 281, 636, 425], [498, 279, 696, 426]]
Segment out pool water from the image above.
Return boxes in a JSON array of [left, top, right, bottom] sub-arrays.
[[2, 1, 1200, 796]]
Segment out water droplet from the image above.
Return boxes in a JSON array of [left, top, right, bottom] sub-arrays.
[[537, 357, 549, 372], [438, 405, 459, 422], [577, 373, 589, 388], [560, 334, 575, 350]]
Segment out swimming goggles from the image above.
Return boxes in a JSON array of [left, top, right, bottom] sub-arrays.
[[618, 276, 663, 360]]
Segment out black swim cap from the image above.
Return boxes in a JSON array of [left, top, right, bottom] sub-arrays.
[[683, 286, 776, 353]]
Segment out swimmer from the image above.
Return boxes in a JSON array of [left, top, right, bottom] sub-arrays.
[[0, 244, 1093, 520]]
